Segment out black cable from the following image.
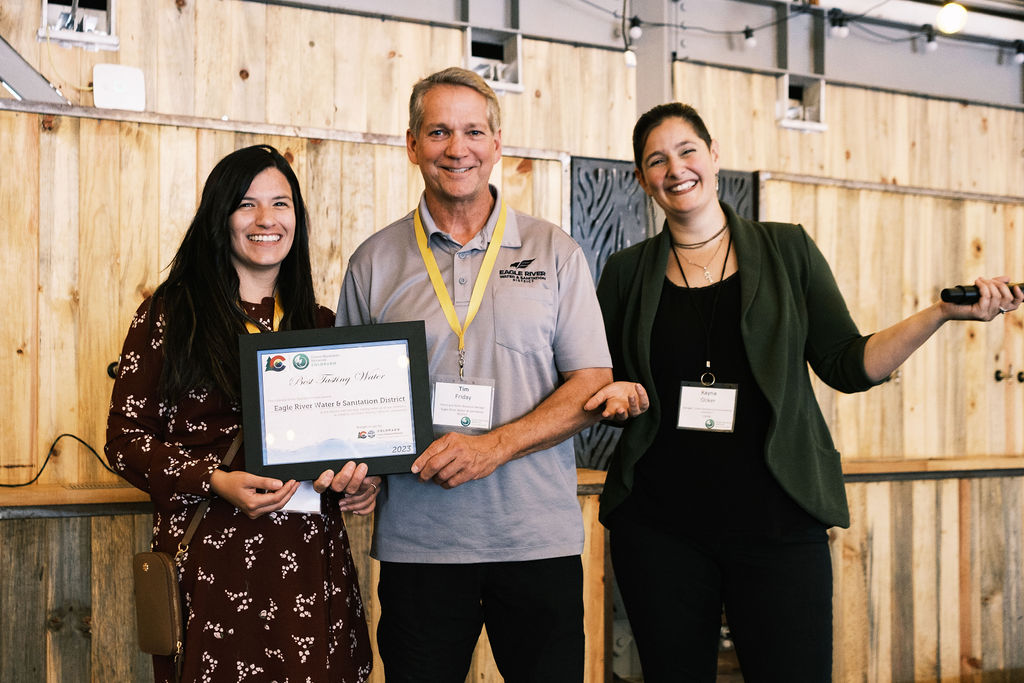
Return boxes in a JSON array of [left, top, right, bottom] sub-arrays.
[[0, 433, 117, 488]]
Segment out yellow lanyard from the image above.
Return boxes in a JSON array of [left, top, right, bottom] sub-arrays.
[[414, 202, 507, 379], [243, 294, 284, 334]]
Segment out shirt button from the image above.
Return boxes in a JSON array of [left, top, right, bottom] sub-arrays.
[[458, 252, 468, 259], [458, 277, 467, 285]]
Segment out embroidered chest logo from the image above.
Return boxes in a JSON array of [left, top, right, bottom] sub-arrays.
[[498, 258, 547, 283]]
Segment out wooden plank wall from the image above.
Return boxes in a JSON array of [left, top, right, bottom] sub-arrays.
[[0, 492, 604, 683], [674, 62, 1023, 198], [762, 179, 1024, 681], [0, 108, 576, 683], [0, 109, 563, 488], [0, 0, 635, 159]]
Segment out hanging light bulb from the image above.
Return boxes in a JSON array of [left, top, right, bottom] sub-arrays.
[[828, 9, 849, 39], [628, 16, 643, 41], [924, 25, 938, 52], [743, 26, 757, 49], [1014, 41, 1024, 65], [936, 2, 968, 35]]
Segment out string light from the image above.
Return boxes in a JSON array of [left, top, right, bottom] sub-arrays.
[[828, 9, 850, 39], [924, 25, 938, 52], [628, 16, 643, 41], [1014, 40, 1024, 65], [743, 26, 757, 48], [936, 2, 968, 35]]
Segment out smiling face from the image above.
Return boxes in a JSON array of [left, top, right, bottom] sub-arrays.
[[406, 84, 502, 213], [635, 116, 720, 221], [227, 167, 296, 292]]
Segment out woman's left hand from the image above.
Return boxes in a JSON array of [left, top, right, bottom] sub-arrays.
[[583, 381, 650, 422], [943, 276, 1023, 321], [313, 461, 381, 515]]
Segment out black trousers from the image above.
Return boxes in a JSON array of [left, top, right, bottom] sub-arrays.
[[376, 556, 584, 683], [610, 516, 832, 683]]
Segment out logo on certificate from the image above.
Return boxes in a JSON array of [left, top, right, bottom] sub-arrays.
[[460, 416, 471, 427], [265, 355, 286, 372], [292, 353, 309, 370], [705, 418, 715, 429]]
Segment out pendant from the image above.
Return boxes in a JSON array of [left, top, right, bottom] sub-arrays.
[[702, 267, 713, 284]]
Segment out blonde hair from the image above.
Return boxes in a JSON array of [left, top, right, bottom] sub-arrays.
[[408, 67, 501, 136]]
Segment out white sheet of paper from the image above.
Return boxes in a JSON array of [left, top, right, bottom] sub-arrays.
[[280, 480, 322, 515]]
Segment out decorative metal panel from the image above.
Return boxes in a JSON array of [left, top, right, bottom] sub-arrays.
[[570, 157, 648, 285], [570, 157, 646, 471]]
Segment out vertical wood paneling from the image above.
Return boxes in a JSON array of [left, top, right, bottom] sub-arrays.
[[338, 141, 383, 276], [155, 0, 196, 116], [910, 481, 939, 680], [157, 126, 199, 281], [938, 479, 962, 680], [531, 158, 564, 229], [116, 0, 160, 115], [674, 61, 1024, 198], [764, 179, 1023, 462], [304, 138, 345, 308], [77, 118, 120, 475], [866, 482, 894, 683], [0, 518, 48, 679], [91, 514, 151, 681], [194, 0, 267, 123], [266, 5, 335, 128], [117, 122, 161, 328], [36, 114, 80, 485], [831, 484, 869, 682], [0, 112, 40, 485], [46, 516, 91, 681]]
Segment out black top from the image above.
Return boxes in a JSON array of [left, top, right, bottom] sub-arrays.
[[616, 273, 825, 541]]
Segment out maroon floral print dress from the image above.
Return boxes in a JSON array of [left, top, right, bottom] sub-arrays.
[[106, 297, 372, 683]]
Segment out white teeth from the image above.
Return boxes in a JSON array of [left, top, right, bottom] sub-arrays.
[[670, 180, 697, 192], [248, 234, 281, 242], [446, 168, 470, 174]]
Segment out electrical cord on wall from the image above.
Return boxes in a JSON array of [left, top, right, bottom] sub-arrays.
[[0, 433, 116, 488]]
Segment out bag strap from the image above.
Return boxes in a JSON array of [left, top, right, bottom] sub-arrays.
[[173, 430, 244, 562]]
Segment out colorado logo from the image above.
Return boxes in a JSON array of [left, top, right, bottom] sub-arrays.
[[292, 353, 310, 370], [265, 355, 287, 372]]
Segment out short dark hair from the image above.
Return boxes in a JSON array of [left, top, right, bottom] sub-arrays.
[[632, 102, 712, 169]]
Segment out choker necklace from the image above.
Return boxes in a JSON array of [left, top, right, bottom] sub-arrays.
[[672, 223, 728, 250], [673, 229, 727, 284]]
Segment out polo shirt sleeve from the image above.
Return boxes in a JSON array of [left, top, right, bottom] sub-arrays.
[[336, 255, 372, 327], [552, 243, 612, 372]]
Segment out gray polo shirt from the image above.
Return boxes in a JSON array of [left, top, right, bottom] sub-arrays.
[[337, 187, 611, 563]]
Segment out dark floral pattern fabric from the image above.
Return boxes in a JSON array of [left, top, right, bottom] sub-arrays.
[[106, 297, 371, 683]]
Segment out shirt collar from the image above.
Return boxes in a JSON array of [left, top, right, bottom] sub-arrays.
[[416, 185, 521, 251]]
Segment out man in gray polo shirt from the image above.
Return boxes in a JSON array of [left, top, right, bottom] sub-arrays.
[[336, 67, 641, 681]]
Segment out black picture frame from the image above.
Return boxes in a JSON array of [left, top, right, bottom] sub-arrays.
[[238, 321, 433, 480]]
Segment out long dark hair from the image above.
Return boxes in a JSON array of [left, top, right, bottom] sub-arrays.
[[152, 145, 317, 402]]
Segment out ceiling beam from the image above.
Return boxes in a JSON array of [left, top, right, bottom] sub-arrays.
[[0, 34, 67, 104]]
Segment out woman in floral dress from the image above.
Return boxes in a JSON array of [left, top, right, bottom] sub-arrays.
[[106, 145, 376, 683]]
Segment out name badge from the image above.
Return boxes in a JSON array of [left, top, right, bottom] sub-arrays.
[[677, 381, 738, 432], [432, 377, 495, 433]]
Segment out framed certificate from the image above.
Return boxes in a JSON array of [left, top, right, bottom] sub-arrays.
[[238, 321, 433, 480]]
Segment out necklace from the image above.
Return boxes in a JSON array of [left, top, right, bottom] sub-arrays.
[[673, 229, 728, 284], [671, 223, 728, 250]]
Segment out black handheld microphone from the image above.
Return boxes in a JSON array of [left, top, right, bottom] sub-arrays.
[[940, 282, 1023, 304]]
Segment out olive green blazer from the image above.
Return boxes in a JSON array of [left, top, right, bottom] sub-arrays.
[[596, 201, 879, 529]]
